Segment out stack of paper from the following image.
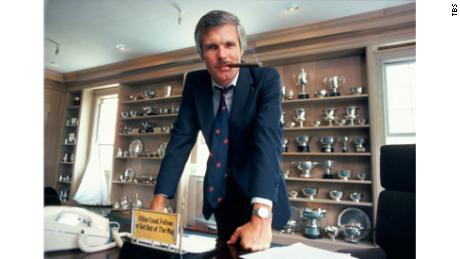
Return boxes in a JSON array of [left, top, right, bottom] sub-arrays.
[[241, 242, 357, 259], [180, 234, 216, 253]]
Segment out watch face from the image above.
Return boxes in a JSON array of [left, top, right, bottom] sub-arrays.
[[257, 207, 269, 218], [259, 207, 268, 218]]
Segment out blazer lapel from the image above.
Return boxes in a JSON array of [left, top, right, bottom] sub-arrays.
[[230, 68, 254, 145], [195, 72, 215, 146]]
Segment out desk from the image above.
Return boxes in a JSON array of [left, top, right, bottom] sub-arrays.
[[44, 209, 263, 259], [45, 239, 264, 259]]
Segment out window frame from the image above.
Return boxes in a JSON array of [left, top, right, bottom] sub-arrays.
[[382, 58, 416, 140]]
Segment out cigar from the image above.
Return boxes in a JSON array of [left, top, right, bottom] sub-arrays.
[[226, 63, 262, 68]]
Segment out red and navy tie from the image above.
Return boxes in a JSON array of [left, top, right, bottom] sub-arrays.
[[205, 85, 233, 208]]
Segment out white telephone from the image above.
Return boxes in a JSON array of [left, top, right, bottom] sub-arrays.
[[44, 206, 130, 253]]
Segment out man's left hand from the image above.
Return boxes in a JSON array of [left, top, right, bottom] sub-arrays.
[[226, 205, 272, 251]]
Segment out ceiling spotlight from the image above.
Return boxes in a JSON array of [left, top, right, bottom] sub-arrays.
[[116, 44, 128, 52], [172, 3, 182, 25], [46, 38, 60, 56], [286, 3, 300, 13]]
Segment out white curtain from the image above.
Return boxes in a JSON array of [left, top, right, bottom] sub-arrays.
[[74, 145, 110, 205]]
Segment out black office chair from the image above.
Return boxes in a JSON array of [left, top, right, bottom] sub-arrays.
[[44, 186, 61, 206], [339, 144, 416, 259]]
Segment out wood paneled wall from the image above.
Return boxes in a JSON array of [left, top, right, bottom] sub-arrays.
[[44, 78, 66, 188]]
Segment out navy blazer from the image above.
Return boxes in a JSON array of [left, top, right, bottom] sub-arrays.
[[154, 67, 290, 229]]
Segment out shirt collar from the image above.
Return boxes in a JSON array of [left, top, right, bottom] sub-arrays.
[[211, 72, 239, 89]]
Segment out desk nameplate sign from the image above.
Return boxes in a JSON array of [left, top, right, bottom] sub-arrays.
[[130, 209, 185, 254]]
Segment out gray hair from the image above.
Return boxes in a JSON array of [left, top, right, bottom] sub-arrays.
[[194, 10, 247, 60]]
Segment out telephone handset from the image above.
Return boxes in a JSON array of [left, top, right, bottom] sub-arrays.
[[44, 206, 130, 253]]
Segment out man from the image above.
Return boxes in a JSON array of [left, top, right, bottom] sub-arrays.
[[150, 10, 290, 251]]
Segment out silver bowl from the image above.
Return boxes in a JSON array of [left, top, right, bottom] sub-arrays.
[[129, 111, 137, 117], [311, 120, 321, 127], [301, 187, 317, 199], [351, 86, 363, 95], [315, 89, 327, 98], [350, 192, 363, 202], [340, 223, 369, 243], [144, 88, 156, 98], [338, 170, 351, 180], [120, 111, 129, 118], [356, 172, 367, 181], [320, 136, 335, 146], [329, 190, 343, 201], [289, 190, 298, 198]]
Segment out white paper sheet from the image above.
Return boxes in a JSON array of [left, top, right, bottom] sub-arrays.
[[240, 242, 357, 259], [180, 233, 216, 253]]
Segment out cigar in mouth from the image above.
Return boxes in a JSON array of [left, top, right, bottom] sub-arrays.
[[226, 63, 262, 68]]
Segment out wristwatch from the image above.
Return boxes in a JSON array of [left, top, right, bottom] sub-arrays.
[[252, 207, 272, 219]]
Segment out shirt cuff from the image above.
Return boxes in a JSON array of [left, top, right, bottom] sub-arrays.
[[156, 193, 169, 198], [251, 197, 273, 208]]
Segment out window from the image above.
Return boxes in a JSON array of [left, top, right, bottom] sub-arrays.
[[383, 59, 416, 144], [95, 95, 118, 179], [74, 90, 118, 205]]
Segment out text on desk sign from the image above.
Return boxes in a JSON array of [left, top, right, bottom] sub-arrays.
[[131, 209, 179, 245]]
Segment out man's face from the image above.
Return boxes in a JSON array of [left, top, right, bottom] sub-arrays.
[[201, 24, 242, 86]]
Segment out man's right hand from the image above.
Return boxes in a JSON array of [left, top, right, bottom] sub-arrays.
[[149, 194, 167, 212]]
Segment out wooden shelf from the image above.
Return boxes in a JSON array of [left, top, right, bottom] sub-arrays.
[[289, 197, 372, 207], [61, 143, 76, 146], [282, 94, 368, 105], [272, 232, 375, 250], [120, 113, 178, 120], [58, 162, 74, 165], [119, 95, 182, 104], [67, 105, 80, 110], [283, 152, 371, 157], [285, 177, 372, 185], [119, 132, 170, 137], [112, 181, 155, 187], [58, 181, 72, 184], [284, 125, 369, 131], [114, 156, 163, 160], [64, 124, 79, 128]]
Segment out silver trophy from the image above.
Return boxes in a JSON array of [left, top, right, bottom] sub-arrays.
[[354, 136, 366, 152], [345, 106, 359, 126], [324, 75, 345, 96], [283, 138, 289, 152], [287, 89, 295, 100], [324, 225, 339, 241], [341, 136, 350, 152], [280, 112, 286, 126], [281, 86, 286, 100], [322, 159, 336, 179], [293, 108, 307, 128], [131, 193, 143, 209], [295, 68, 309, 99], [292, 161, 319, 178], [302, 208, 327, 239], [323, 107, 336, 126], [320, 136, 335, 153], [295, 135, 311, 152]]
